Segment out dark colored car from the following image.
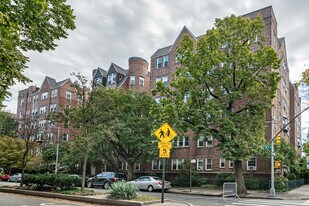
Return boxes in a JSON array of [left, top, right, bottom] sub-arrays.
[[87, 172, 126, 189], [0, 174, 11, 181]]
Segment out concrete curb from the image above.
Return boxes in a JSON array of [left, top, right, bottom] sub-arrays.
[[0, 187, 165, 206]]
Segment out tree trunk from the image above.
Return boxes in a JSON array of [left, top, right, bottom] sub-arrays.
[[81, 151, 89, 191], [20, 154, 27, 187], [234, 160, 247, 196], [127, 162, 134, 181]]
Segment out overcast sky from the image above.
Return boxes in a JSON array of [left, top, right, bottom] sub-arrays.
[[4, 0, 309, 138]]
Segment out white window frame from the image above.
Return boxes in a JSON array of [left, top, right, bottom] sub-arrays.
[[130, 75, 135, 85], [108, 73, 116, 85], [63, 133, 69, 142], [163, 55, 169, 67], [40, 106, 47, 114], [66, 90, 72, 99], [205, 158, 212, 170], [139, 76, 145, 87], [197, 136, 204, 147], [50, 104, 57, 112], [229, 160, 234, 168], [134, 163, 140, 171], [172, 137, 189, 147], [95, 77, 102, 84], [247, 157, 257, 171], [220, 158, 226, 168], [41, 92, 48, 100], [51, 89, 57, 98], [171, 159, 184, 170], [206, 136, 213, 147], [197, 159, 204, 171], [162, 75, 168, 86], [157, 57, 163, 69]]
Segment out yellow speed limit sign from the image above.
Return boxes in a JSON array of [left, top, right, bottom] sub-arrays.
[[159, 148, 170, 158]]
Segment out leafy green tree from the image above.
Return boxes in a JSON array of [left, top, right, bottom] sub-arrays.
[[41, 144, 65, 172], [0, 110, 18, 136], [152, 15, 280, 195], [0, 0, 75, 106], [92, 87, 157, 181]]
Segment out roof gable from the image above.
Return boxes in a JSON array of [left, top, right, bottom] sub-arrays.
[[107, 63, 127, 76]]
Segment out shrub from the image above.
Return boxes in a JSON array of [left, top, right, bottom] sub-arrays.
[[285, 173, 297, 180], [275, 175, 288, 191], [23, 174, 80, 190], [216, 173, 235, 186], [108, 181, 137, 200], [245, 178, 259, 190]]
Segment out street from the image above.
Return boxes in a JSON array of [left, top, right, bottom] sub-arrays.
[[2, 182, 309, 206]]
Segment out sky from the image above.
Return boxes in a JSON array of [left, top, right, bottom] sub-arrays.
[[3, 0, 309, 139]]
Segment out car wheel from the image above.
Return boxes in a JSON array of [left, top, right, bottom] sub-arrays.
[[103, 182, 110, 189], [147, 185, 154, 192], [87, 181, 92, 188], [14, 179, 18, 183]]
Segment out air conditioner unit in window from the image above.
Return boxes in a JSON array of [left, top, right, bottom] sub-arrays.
[[248, 166, 256, 171], [197, 166, 203, 171]]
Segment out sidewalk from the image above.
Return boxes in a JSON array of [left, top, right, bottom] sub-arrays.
[[168, 184, 309, 200]]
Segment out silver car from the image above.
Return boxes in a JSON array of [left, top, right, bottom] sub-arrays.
[[8, 173, 22, 182], [128, 176, 171, 192]]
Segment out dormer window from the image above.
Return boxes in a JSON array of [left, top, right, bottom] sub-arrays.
[[95, 77, 102, 84], [108, 73, 116, 85]]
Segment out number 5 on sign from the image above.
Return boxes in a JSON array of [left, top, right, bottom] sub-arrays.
[[159, 148, 170, 158]]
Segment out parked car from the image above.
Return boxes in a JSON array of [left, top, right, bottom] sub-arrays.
[[127, 176, 171, 192], [0, 174, 11, 181], [8, 173, 22, 182], [87, 172, 126, 189]]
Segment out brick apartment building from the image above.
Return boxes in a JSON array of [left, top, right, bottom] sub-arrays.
[[17, 76, 79, 145], [141, 6, 301, 180]]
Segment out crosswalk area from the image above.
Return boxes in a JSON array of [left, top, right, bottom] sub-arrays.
[[226, 199, 309, 206]]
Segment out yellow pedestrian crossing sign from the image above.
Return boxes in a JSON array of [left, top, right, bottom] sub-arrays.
[[154, 123, 177, 142], [159, 148, 170, 158]]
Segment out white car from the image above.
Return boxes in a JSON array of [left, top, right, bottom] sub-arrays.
[[128, 176, 171, 192], [8, 173, 22, 182]]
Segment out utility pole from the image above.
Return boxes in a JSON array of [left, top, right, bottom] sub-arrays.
[[55, 127, 60, 174], [269, 107, 275, 197]]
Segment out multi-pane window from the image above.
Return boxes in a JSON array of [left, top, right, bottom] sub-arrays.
[[247, 157, 257, 171], [171, 159, 184, 170], [172, 137, 189, 147], [162, 75, 168, 86], [197, 159, 204, 170], [40, 106, 47, 114], [51, 89, 57, 98], [20, 99, 24, 106], [205, 158, 212, 170], [139, 76, 145, 87], [66, 90, 72, 99], [157, 57, 163, 69], [206, 136, 213, 147], [220, 158, 226, 168], [108, 73, 116, 85], [134, 163, 141, 171], [63, 133, 69, 142], [31, 108, 38, 116], [95, 77, 102, 84], [197, 136, 204, 147], [130, 75, 135, 85], [156, 77, 161, 83], [163, 55, 169, 67], [39, 120, 47, 127], [33, 95, 38, 103], [50, 104, 57, 112], [41, 92, 48, 100], [152, 159, 163, 170], [229, 161, 234, 168], [47, 133, 54, 142]]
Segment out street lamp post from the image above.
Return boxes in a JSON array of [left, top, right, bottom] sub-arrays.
[[55, 127, 60, 174], [269, 108, 276, 197]]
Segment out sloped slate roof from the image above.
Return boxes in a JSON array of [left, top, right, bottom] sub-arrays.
[[111, 63, 127, 76], [93, 67, 107, 78], [45, 76, 56, 88], [151, 45, 172, 58], [52, 78, 70, 89]]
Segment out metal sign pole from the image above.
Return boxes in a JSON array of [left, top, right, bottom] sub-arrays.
[[161, 158, 166, 203]]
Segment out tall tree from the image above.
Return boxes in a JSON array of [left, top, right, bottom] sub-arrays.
[[92, 87, 157, 181], [0, 110, 18, 136], [152, 15, 280, 195], [0, 0, 75, 106]]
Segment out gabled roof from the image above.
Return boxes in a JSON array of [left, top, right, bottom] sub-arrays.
[[151, 26, 197, 59], [45, 76, 56, 88], [108, 63, 127, 76], [52, 78, 70, 89], [93, 67, 107, 78]]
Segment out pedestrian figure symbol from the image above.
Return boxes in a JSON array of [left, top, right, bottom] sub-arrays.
[[160, 129, 165, 138], [166, 128, 170, 137]]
